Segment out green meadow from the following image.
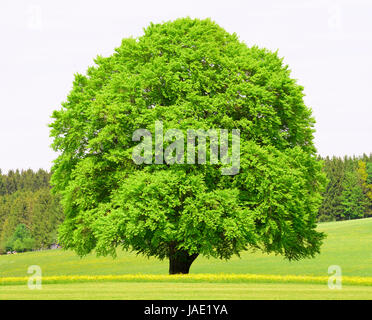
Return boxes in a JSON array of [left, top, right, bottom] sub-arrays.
[[1, 218, 372, 299], [2, 282, 372, 300]]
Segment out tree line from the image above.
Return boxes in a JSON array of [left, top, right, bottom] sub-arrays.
[[0, 169, 64, 254], [0, 154, 371, 254], [318, 154, 372, 221]]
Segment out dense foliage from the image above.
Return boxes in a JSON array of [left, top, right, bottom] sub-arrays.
[[50, 18, 327, 273], [318, 154, 372, 221], [0, 169, 64, 254], [5, 223, 35, 253], [1, 156, 370, 255]]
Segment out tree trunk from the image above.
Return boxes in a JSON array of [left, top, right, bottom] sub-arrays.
[[168, 247, 199, 274]]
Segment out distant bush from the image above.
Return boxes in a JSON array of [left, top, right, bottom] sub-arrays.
[[5, 224, 35, 253]]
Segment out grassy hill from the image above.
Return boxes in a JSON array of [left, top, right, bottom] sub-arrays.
[[1, 217, 372, 278]]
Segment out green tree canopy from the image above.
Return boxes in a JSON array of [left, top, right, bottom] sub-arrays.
[[0, 170, 64, 254], [5, 223, 35, 252], [50, 18, 327, 274]]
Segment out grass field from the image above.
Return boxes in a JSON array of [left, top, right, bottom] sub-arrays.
[[2, 282, 372, 300], [1, 218, 372, 299]]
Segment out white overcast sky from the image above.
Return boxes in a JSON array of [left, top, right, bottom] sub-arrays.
[[0, 0, 371, 172]]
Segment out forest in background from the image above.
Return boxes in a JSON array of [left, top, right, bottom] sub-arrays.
[[0, 169, 63, 254], [318, 154, 372, 221], [0, 154, 371, 254]]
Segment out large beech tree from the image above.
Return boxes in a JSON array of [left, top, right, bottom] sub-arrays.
[[50, 18, 327, 274]]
